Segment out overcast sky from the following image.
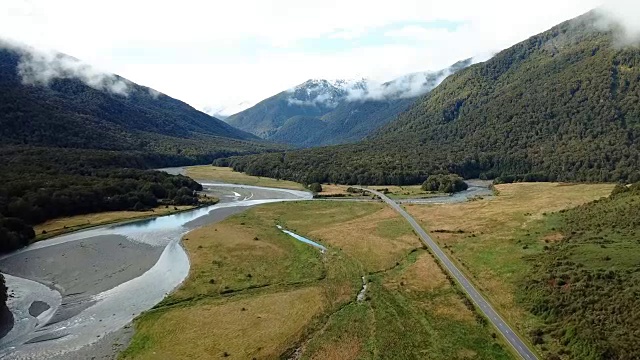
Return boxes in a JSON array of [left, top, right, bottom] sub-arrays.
[[0, 0, 612, 114]]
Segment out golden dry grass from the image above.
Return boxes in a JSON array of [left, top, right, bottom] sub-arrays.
[[386, 252, 447, 291], [125, 287, 324, 360], [173, 221, 285, 300], [541, 232, 564, 243], [408, 183, 612, 235], [169, 211, 323, 303], [317, 184, 350, 195], [308, 207, 421, 272], [457, 349, 478, 359], [310, 337, 363, 360], [383, 252, 475, 323], [185, 165, 305, 190], [125, 199, 503, 359], [405, 182, 614, 328], [34, 205, 194, 239], [429, 293, 476, 323]]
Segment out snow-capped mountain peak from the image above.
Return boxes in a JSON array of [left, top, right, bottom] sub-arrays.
[[203, 100, 256, 119]]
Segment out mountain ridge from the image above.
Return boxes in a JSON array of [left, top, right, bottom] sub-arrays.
[[218, 11, 640, 185], [226, 59, 472, 147]]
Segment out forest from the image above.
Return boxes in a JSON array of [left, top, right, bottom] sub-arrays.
[[0, 146, 204, 253], [217, 12, 640, 186], [518, 183, 640, 360]]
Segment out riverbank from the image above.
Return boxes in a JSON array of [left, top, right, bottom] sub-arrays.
[[34, 205, 196, 241], [183, 165, 306, 191], [0, 184, 309, 359]]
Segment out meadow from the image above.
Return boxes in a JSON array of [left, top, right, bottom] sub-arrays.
[[405, 182, 617, 359], [122, 201, 511, 359]]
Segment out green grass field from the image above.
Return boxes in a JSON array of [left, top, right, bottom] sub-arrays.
[[122, 201, 512, 359]]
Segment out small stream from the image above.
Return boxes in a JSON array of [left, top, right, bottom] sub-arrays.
[[276, 225, 327, 252], [357, 277, 367, 302]]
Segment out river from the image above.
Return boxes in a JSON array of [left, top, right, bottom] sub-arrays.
[[0, 182, 310, 359]]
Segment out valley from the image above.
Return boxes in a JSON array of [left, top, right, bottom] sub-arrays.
[[114, 175, 619, 359], [1, 4, 639, 360]]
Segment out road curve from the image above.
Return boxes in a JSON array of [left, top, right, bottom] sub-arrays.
[[355, 187, 538, 360]]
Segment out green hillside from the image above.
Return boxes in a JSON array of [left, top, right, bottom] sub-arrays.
[[519, 183, 640, 359], [219, 12, 640, 185], [0, 46, 280, 161]]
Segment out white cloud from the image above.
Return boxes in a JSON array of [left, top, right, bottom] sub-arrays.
[[384, 26, 454, 42], [598, 0, 640, 45], [0, 0, 606, 113], [2, 39, 130, 96]]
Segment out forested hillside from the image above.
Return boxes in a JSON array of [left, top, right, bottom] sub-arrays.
[[0, 46, 282, 160], [264, 98, 415, 146], [227, 60, 470, 147], [519, 183, 640, 360], [219, 12, 640, 185]]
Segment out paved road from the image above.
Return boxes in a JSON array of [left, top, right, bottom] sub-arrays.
[[355, 187, 538, 360]]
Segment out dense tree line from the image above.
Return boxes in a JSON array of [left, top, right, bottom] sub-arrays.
[[421, 174, 468, 193], [518, 183, 640, 360], [217, 12, 640, 185], [0, 147, 204, 253]]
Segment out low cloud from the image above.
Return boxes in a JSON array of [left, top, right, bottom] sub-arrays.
[[287, 92, 343, 108], [597, 0, 640, 46], [286, 59, 473, 107], [147, 87, 161, 99], [1, 39, 130, 96], [345, 69, 453, 102]]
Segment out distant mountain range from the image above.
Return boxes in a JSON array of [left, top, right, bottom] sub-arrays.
[[220, 11, 640, 186], [225, 59, 472, 147]]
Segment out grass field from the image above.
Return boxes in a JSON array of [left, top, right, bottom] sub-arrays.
[[301, 249, 511, 360], [404, 182, 614, 345], [122, 201, 513, 359], [34, 205, 195, 240], [185, 165, 306, 190]]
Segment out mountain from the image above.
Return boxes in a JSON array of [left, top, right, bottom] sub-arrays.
[[0, 44, 279, 165], [226, 78, 366, 140], [218, 11, 640, 185], [203, 100, 256, 120], [226, 60, 471, 147], [0, 43, 282, 251]]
